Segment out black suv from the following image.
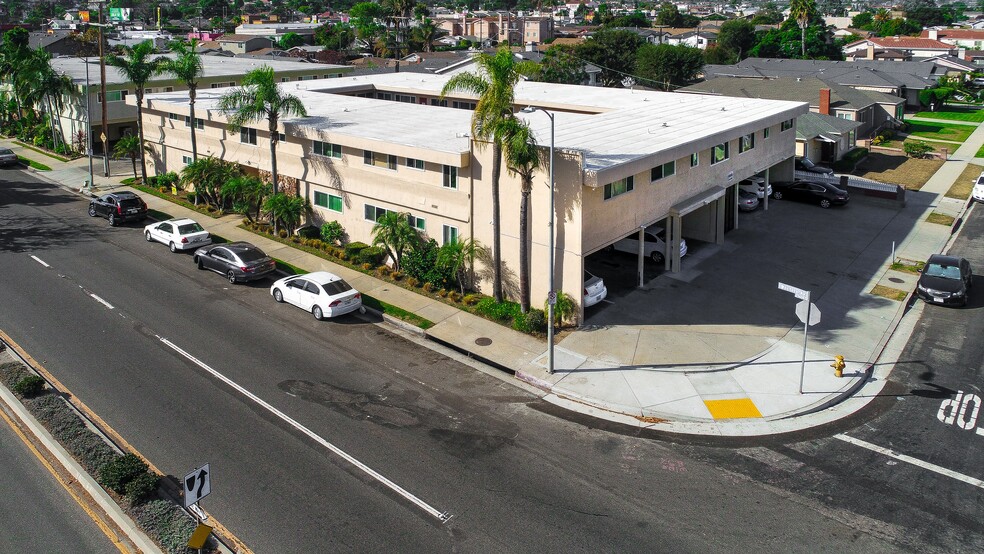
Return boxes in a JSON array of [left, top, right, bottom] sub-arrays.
[[88, 192, 148, 226]]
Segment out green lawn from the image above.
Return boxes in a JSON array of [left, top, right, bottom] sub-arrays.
[[906, 121, 978, 143], [914, 107, 984, 123]]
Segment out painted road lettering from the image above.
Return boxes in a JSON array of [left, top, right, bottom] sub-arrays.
[[937, 391, 984, 435]]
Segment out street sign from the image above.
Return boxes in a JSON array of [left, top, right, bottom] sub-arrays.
[[187, 523, 213, 549], [778, 282, 808, 300], [547, 290, 557, 306], [794, 300, 821, 326], [99, 132, 107, 143], [183, 464, 211, 507]]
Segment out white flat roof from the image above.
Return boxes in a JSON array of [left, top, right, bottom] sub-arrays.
[[146, 72, 809, 177], [50, 56, 347, 86]]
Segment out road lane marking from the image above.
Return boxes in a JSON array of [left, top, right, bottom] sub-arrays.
[[30, 255, 50, 268], [89, 294, 115, 310], [835, 434, 984, 490], [156, 336, 453, 523]]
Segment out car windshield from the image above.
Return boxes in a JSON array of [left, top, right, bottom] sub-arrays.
[[178, 222, 205, 234], [322, 280, 353, 295], [802, 159, 815, 168], [924, 263, 961, 280], [0, 148, 13, 155], [237, 248, 267, 262]]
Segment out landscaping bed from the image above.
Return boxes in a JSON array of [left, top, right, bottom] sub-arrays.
[[851, 152, 944, 190]]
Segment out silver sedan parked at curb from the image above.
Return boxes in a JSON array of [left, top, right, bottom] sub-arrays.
[[271, 271, 365, 320], [144, 218, 211, 252]]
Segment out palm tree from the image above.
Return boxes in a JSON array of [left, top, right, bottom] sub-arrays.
[[218, 66, 308, 196], [113, 134, 146, 179], [440, 45, 539, 302], [106, 40, 167, 183], [264, 193, 308, 235], [437, 237, 480, 295], [163, 39, 204, 163], [180, 156, 240, 207], [501, 118, 545, 313], [18, 49, 72, 150], [412, 18, 438, 53], [371, 211, 420, 271], [788, 0, 815, 58], [222, 174, 271, 222]]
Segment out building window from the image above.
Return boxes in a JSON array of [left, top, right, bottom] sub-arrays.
[[711, 142, 729, 164], [240, 128, 257, 145], [452, 100, 476, 110], [395, 94, 415, 103], [763, 127, 770, 139], [650, 161, 675, 181], [406, 158, 424, 170], [184, 116, 204, 130], [443, 165, 458, 189], [281, 77, 290, 83], [690, 152, 699, 167], [277, 132, 286, 142], [168, 113, 180, 121], [182, 155, 192, 164], [314, 191, 343, 212], [313, 141, 341, 158], [604, 176, 634, 200], [376, 92, 392, 101], [442, 224, 458, 245], [164, 87, 173, 92], [364, 150, 397, 170], [837, 113, 854, 120], [430, 98, 448, 107], [408, 214, 426, 231], [739, 133, 755, 153], [98, 90, 124, 103], [364, 203, 389, 222], [781, 118, 794, 131], [849, 130, 856, 148]]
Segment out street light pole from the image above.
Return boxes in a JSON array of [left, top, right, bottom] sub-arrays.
[[85, 56, 94, 191], [523, 106, 556, 374], [98, 1, 110, 177]]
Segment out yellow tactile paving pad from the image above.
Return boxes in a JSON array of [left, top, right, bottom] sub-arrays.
[[704, 398, 762, 419]]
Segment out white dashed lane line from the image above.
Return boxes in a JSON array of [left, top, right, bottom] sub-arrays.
[[30, 255, 50, 268], [835, 434, 984, 490]]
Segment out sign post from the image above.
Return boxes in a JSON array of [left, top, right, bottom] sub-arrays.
[[778, 282, 821, 394]]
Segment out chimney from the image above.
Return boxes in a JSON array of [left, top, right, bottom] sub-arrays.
[[819, 88, 831, 115], [929, 29, 938, 40], [867, 42, 875, 60]]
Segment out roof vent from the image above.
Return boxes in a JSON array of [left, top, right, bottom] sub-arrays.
[[662, 122, 668, 127]]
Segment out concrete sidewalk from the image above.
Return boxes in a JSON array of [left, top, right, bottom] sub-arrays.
[[5, 126, 980, 437]]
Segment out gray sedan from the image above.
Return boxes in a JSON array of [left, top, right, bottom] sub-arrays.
[[0, 147, 19, 167], [193, 242, 277, 284]]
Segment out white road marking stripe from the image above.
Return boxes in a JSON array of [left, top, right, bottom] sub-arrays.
[[30, 255, 50, 268], [156, 336, 452, 523], [89, 294, 115, 310], [835, 434, 984, 489]]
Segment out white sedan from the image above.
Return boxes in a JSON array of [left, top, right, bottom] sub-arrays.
[[144, 218, 211, 252], [270, 271, 365, 320]]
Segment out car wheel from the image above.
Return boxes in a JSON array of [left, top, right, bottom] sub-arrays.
[[819, 199, 831, 209], [195, 256, 204, 269], [145, 231, 152, 242], [312, 305, 323, 320], [772, 191, 783, 200], [227, 271, 237, 284], [169, 242, 177, 253], [88, 205, 97, 217], [108, 213, 117, 226], [273, 289, 284, 303], [650, 251, 665, 264]]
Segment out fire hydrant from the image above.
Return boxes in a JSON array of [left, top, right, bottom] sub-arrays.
[[831, 355, 846, 378]]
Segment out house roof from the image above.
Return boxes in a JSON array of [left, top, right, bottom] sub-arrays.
[[920, 28, 984, 39], [216, 34, 266, 42], [680, 76, 880, 111], [29, 30, 74, 50], [144, 72, 807, 182], [705, 58, 938, 90], [846, 37, 953, 50], [795, 112, 862, 141]]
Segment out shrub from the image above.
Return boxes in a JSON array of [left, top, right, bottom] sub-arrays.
[[357, 245, 386, 265], [345, 241, 370, 258], [549, 291, 577, 326], [449, 291, 462, 302], [320, 221, 346, 245], [289, 235, 300, 243], [513, 308, 547, 334], [99, 453, 149, 494], [475, 297, 522, 322], [402, 239, 455, 289], [422, 282, 435, 293], [375, 265, 391, 277], [278, 229, 288, 238], [390, 270, 403, 281], [13, 374, 46, 397], [406, 277, 420, 287], [297, 225, 321, 239], [26, 395, 116, 473], [185, 193, 196, 203], [438, 288, 449, 297], [125, 472, 160, 504], [309, 239, 324, 250], [132, 499, 197, 554], [361, 262, 374, 270], [904, 140, 933, 158], [462, 293, 481, 306]]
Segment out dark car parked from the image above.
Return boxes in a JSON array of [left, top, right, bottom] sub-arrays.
[[87, 191, 148, 226], [916, 254, 973, 307], [771, 180, 849, 208], [193, 242, 277, 284], [0, 147, 19, 167], [795, 157, 835, 175]]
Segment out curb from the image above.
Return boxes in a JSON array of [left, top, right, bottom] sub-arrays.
[[0, 378, 162, 554]]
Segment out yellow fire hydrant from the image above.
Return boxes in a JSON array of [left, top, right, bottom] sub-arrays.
[[831, 355, 846, 378]]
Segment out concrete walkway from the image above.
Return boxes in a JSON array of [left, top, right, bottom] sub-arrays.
[[4, 126, 980, 436]]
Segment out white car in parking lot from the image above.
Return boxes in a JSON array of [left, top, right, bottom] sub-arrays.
[[973, 171, 984, 202], [583, 271, 608, 308], [608, 225, 688, 264], [738, 177, 772, 199], [271, 271, 365, 320], [144, 218, 211, 252]]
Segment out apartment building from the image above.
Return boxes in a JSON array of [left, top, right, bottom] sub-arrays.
[[138, 73, 807, 319]]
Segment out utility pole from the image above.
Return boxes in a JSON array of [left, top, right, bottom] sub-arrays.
[[98, 1, 110, 177]]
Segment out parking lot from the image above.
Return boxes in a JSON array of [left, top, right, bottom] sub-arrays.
[[583, 193, 916, 338]]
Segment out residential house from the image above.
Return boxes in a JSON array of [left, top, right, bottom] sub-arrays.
[[843, 37, 957, 60], [216, 34, 273, 54], [28, 31, 78, 57]]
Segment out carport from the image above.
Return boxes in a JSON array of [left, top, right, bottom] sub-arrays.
[[667, 185, 726, 262]]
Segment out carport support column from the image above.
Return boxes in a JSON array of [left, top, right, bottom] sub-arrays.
[[670, 215, 683, 272], [715, 196, 725, 244], [637, 226, 645, 288], [764, 168, 770, 211]]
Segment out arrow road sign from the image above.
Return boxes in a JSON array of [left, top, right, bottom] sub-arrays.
[[778, 282, 808, 300], [795, 300, 821, 326], [183, 464, 211, 507]]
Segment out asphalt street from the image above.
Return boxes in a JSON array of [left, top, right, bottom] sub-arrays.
[[0, 166, 980, 552], [0, 397, 114, 552]]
